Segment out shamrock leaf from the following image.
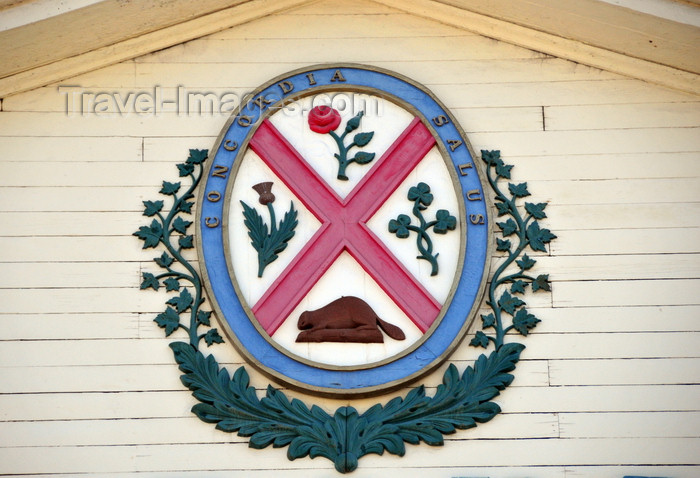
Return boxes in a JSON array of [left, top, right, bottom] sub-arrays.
[[163, 277, 180, 292], [187, 149, 208, 164], [389, 214, 412, 239], [167, 288, 193, 313], [512, 308, 540, 336], [160, 181, 181, 195], [508, 182, 530, 198], [408, 182, 433, 207], [481, 313, 496, 328], [133, 219, 163, 249], [516, 254, 536, 270], [154, 307, 180, 336], [498, 290, 525, 315], [434, 209, 456, 234], [525, 202, 547, 219], [140, 272, 159, 291], [470, 330, 490, 348], [353, 151, 375, 164], [143, 200, 164, 217], [527, 221, 557, 252], [172, 217, 192, 234], [532, 274, 551, 292], [204, 328, 225, 346], [496, 238, 511, 251], [497, 218, 517, 236], [353, 131, 374, 147]]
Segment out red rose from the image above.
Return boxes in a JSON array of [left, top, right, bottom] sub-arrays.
[[308, 105, 341, 134]]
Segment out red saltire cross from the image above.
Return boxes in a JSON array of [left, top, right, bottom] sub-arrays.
[[249, 117, 442, 335]]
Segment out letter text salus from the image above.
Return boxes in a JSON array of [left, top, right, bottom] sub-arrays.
[[447, 139, 463, 152], [467, 189, 483, 201], [432, 115, 449, 127], [469, 214, 485, 225], [458, 163, 473, 176]]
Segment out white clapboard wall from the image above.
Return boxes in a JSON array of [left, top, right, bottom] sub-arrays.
[[0, 0, 698, 476]]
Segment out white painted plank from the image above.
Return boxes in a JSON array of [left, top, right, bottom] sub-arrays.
[[0, 413, 558, 448], [0, 236, 146, 262], [0, 162, 179, 186], [553, 279, 700, 307], [498, 152, 700, 180], [532, 305, 700, 333], [0, 313, 140, 340], [546, 102, 700, 130], [0, 262, 139, 288], [552, 228, 700, 255], [550, 358, 700, 386], [0, 438, 697, 473], [0, 186, 154, 212], [0, 137, 142, 162], [453, 332, 700, 361], [565, 466, 700, 478], [560, 411, 700, 438], [470, 128, 700, 157], [529, 254, 700, 281], [545, 203, 700, 230], [0, 211, 159, 236]]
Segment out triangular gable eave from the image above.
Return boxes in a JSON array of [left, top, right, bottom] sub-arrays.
[[0, 0, 698, 99]]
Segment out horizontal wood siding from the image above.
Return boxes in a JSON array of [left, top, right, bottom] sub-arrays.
[[0, 0, 698, 476]]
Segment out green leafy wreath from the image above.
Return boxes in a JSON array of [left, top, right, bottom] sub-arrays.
[[134, 148, 556, 473]]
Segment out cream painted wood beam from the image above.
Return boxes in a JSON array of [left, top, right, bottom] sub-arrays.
[[372, 0, 700, 95], [0, 0, 315, 98]]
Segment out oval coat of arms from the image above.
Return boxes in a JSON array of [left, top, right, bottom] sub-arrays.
[[197, 64, 491, 395]]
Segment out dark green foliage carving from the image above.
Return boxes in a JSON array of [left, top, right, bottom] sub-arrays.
[[135, 148, 555, 473], [471, 150, 557, 349], [388, 182, 457, 276]]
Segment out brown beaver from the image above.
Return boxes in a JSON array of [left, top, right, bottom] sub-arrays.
[[295, 296, 406, 343]]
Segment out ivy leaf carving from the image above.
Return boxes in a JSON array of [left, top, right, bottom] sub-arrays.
[[480, 149, 501, 165], [140, 272, 159, 290], [516, 254, 536, 270], [513, 308, 540, 336], [495, 161, 513, 179], [167, 288, 193, 313], [177, 162, 195, 177], [510, 280, 528, 294], [179, 235, 194, 249], [133, 219, 163, 249], [495, 201, 510, 216], [532, 274, 551, 292], [197, 310, 212, 326], [187, 149, 208, 164], [470, 330, 490, 348], [154, 252, 174, 268], [163, 277, 180, 292], [143, 200, 164, 217], [481, 313, 496, 328], [497, 218, 517, 236], [160, 181, 181, 195], [172, 217, 192, 234], [496, 238, 511, 251], [204, 328, 224, 346], [525, 202, 548, 219], [179, 201, 194, 214], [508, 182, 530, 198], [527, 221, 557, 252], [498, 290, 525, 315], [155, 307, 180, 336]]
